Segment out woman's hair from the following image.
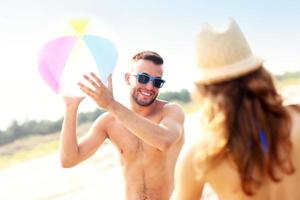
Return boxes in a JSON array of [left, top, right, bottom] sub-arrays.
[[195, 67, 295, 195]]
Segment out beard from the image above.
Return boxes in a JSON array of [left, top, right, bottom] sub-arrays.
[[131, 89, 158, 107]]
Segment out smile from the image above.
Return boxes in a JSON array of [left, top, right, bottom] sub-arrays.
[[139, 90, 154, 97]]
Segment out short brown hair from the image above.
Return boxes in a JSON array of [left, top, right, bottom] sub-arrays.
[[132, 51, 163, 65]]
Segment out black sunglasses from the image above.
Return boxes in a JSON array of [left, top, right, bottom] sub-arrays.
[[133, 73, 165, 88]]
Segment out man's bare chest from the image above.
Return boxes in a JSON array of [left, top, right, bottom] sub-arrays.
[[106, 121, 163, 162]]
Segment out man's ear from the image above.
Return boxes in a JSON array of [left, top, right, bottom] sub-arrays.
[[125, 73, 131, 85]]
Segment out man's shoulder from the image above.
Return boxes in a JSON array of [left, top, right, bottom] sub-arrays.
[[93, 111, 115, 126], [89, 112, 119, 136], [159, 101, 184, 114], [159, 102, 185, 123]]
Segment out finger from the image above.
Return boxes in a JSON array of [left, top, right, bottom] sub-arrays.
[[78, 82, 96, 97], [108, 74, 113, 92], [90, 72, 105, 87], [83, 74, 99, 89]]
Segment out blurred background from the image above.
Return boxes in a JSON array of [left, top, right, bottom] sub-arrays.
[[0, 0, 299, 199]]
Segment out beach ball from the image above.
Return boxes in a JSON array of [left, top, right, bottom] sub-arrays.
[[38, 19, 118, 96]]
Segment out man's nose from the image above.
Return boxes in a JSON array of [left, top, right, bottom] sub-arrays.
[[145, 80, 154, 90]]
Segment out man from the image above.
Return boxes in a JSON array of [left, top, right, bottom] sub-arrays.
[[173, 19, 300, 200], [60, 51, 185, 200]]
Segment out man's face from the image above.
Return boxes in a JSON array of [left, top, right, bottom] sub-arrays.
[[127, 59, 164, 107]]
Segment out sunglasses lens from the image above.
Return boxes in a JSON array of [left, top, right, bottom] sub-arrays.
[[137, 74, 150, 84], [153, 79, 165, 88]]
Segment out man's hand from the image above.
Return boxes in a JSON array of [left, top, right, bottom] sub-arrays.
[[78, 72, 114, 110]]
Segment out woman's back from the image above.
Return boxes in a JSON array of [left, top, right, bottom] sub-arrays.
[[204, 106, 300, 200]]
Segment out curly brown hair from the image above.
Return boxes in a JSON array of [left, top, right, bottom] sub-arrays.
[[195, 67, 295, 195]]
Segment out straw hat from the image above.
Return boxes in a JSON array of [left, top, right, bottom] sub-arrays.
[[195, 19, 263, 84]]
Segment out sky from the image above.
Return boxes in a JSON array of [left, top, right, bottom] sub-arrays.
[[0, 0, 300, 130]]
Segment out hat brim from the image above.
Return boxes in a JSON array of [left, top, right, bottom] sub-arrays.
[[195, 55, 264, 85]]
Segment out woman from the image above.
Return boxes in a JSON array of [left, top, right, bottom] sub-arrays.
[[173, 19, 300, 200]]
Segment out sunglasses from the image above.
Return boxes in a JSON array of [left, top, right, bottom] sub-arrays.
[[133, 73, 165, 88]]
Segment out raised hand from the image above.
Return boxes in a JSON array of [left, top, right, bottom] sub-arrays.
[[78, 72, 114, 110]]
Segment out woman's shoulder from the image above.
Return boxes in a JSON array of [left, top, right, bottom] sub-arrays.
[[285, 104, 300, 149]]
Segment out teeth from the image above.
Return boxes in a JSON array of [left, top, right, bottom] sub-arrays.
[[141, 91, 151, 96]]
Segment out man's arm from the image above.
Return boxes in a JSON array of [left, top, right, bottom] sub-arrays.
[[108, 101, 184, 151], [59, 98, 108, 167], [172, 145, 205, 200]]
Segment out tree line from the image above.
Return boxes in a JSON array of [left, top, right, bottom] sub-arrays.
[[0, 89, 191, 146], [275, 70, 300, 81], [0, 109, 105, 146]]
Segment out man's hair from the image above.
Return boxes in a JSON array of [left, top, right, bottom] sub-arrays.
[[194, 67, 295, 195], [132, 51, 163, 65]]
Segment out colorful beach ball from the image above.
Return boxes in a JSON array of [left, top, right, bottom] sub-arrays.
[[38, 19, 118, 96]]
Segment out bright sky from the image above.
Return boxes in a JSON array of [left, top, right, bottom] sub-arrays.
[[0, 0, 300, 130]]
